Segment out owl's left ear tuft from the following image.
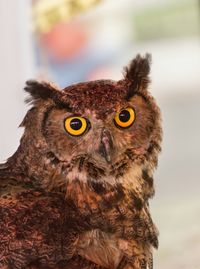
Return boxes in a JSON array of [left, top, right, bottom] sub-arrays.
[[124, 53, 151, 98]]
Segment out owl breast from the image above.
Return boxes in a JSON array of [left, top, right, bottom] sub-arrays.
[[77, 229, 125, 269]]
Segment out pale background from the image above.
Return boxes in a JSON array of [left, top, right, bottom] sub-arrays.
[[0, 0, 200, 268]]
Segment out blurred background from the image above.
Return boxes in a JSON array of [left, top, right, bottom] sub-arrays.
[[0, 0, 200, 268]]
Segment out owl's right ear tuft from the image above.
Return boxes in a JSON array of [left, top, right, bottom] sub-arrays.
[[24, 80, 60, 102], [24, 80, 72, 111]]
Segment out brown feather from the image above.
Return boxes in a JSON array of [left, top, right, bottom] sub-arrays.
[[124, 54, 151, 99], [0, 55, 162, 269]]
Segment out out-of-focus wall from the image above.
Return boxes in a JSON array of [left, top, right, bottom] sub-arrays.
[[0, 0, 34, 162]]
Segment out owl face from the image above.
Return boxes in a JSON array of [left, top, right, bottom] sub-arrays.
[[43, 81, 156, 169], [22, 54, 162, 185]]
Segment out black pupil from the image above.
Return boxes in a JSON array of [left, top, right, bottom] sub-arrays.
[[119, 110, 130, 122], [70, 118, 82, 130]]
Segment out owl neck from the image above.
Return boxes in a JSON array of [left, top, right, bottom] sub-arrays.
[[1, 134, 156, 202], [0, 139, 47, 185]]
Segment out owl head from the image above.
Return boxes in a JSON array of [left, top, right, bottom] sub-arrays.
[[17, 54, 162, 192]]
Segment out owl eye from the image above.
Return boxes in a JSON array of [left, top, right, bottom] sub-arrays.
[[64, 116, 89, 136], [114, 107, 136, 128]]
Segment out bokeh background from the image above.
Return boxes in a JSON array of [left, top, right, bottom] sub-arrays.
[[0, 0, 200, 268]]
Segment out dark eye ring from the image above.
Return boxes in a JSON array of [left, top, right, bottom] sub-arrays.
[[64, 116, 89, 136], [114, 107, 136, 128]]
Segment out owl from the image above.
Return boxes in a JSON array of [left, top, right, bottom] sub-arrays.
[[0, 54, 162, 269]]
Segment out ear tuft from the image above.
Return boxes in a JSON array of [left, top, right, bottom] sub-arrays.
[[24, 80, 60, 102], [24, 80, 71, 110], [124, 53, 151, 98]]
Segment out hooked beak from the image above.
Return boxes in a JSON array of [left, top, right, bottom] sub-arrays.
[[98, 129, 113, 163]]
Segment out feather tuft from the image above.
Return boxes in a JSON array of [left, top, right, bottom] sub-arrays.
[[124, 54, 151, 99]]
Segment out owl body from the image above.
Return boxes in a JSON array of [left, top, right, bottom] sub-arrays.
[[0, 55, 162, 269]]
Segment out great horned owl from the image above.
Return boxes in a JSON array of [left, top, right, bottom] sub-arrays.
[[0, 54, 162, 269]]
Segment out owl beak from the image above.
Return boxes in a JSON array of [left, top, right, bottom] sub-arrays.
[[99, 129, 113, 163]]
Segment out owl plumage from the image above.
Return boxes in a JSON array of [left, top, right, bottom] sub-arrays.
[[0, 54, 162, 269]]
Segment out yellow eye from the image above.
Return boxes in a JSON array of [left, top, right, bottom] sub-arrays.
[[64, 116, 89, 136], [114, 107, 136, 128]]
